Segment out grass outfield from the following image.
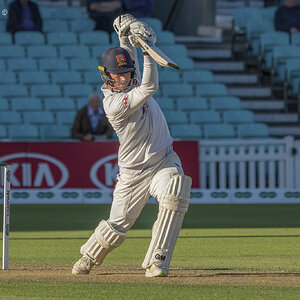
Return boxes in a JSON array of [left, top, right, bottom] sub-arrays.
[[0, 204, 300, 299]]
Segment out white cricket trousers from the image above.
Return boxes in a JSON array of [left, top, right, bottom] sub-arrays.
[[107, 150, 184, 233]]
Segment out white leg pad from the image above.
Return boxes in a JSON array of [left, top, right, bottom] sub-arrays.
[[80, 220, 126, 264], [142, 174, 192, 273]]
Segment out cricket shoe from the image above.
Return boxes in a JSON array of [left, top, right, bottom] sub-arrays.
[[145, 264, 168, 278], [72, 255, 94, 275]]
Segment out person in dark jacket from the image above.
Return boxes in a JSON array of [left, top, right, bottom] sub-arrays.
[[72, 93, 114, 141], [6, 0, 43, 34], [275, 0, 300, 34]]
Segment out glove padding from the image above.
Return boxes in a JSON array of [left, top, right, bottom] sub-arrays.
[[128, 22, 156, 48], [113, 14, 137, 37]]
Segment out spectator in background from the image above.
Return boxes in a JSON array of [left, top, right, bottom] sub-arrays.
[[6, 0, 42, 34], [122, 0, 153, 18], [275, 0, 300, 34], [72, 93, 114, 141], [86, 0, 122, 33]]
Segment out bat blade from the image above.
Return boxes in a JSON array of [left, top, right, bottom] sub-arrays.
[[135, 35, 180, 70]]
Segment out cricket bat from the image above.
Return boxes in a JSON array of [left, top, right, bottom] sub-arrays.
[[135, 35, 180, 70]]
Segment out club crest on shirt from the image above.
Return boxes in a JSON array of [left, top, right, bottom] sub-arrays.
[[116, 54, 127, 66]]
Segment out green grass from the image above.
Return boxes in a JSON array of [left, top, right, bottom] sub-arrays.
[[0, 204, 300, 299]]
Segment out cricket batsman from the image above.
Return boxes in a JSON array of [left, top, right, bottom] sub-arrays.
[[72, 14, 192, 278]]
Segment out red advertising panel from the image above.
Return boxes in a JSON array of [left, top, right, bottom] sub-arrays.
[[0, 141, 199, 190]]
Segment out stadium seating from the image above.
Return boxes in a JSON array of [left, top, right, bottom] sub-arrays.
[[237, 123, 269, 139], [44, 98, 75, 111], [70, 58, 99, 72], [170, 124, 202, 139], [59, 45, 90, 58], [8, 124, 39, 140], [162, 83, 193, 97], [43, 20, 69, 32], [79, 31, 110, 46], [70, 19, 95, 33], [19, 71, 50, 85], [285, 58, 300, 97], [0, 60, 5, 71], [176, 97, 208, 111], [164, 111, 188, 124], [40, 124, 71, 140], [24, 111, 55, 124], [56, 111, 77, 125], [210, 97, 241, 111], [0, 85, 28, 97], [7, 58, 38, 71], [54, 7, 84, 20], [39, 58, 69, 71], [159, 69, 180, 83], [11, 98, 43, 111], [0, 45, 25, 58], [196, 83, 228, 98], [0, 33, 12, 45], [63, 84, 93, 97], [51, 71, 82, 84], [190, 110, 221, 124], [0, 125, 7, 139], [0, 111, 21, 124], [223, 110, 254, 124], [155, 97, 175, 111], [156, 31, 175, 45], [182, 70, 214, 84], [203, 124, 236, 140], [47, 32, 77, 46], [31, 85, 62, 98], [0, 98, 9, 110], [0, 71, 16, 84], [14, 32, 45, 46], [27, 45, 57, 59]]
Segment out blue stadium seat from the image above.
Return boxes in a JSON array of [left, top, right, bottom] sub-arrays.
[[0, 20, 6, 32], [159, 45, 188, 59], [260, 32, 290, 71], [233, 7, 263, 35], [40, 124, 71, 140], [182, 70, 214, 84], [39, 7, 53, 20], [56, 111, 77, 124], [23, 111, 55, 124], [30, 85, 62, 98], [59, 45, 89, 58], [51, 71, 81, 84], [63, 84, 93, 98], [0, 98, 9, 110], [0, 71, 16, 84], [0, 45, 25, 58], [176, 97, 208, 111], [84, 71, 100, 85], [15, 32, 45, 46], [156, 31, 175, 45], [210, 97, 241, 111], [246, 19, 275, 56], [55, 7, 84, 20], [79, 31, 110, 46], [139, 17, 162, 32], [163, 110, 188, 124], [170, 124, 202, 139], [154, 97, 175, 110], [0, 85, 28, 97], [190, 110, 221, 124], [76, 98, 88, 109], [43, 20, 69, 32], [285, 58, 300, 96], [7, 58, 37, 71], [70, 58, 98, 72], [272, 46, 300, 83], [19, 71, 50, 85], [47, 32, 77, 45], [0, 111, 21, 124], [237, 123, 269, 138], [27, 45, 57, 59], [223, 110, 254, 124], [176, 57, 195, 71], [0, 125, 7, 139], [0, 33, 12, 45], [203, 124, 236, 140], [44, 98, 75, 111], [0, 60, 5, 71], [92, 45, 110, 58], [159, 69, 180, 83], [291, 32, 300, 47], [162, 83, 193, 97], [11, 98, 42, 111], [110, 33, 119, 46], [39, 58, 69, 71], [196, 83, 228, 98], [8, 124, 39, 140], [262, 6, 277, 20], [70, 19, 95, 32]]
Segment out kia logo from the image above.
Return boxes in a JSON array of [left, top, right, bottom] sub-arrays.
[[0, 153, 69, 189], [90, 154, 118, 190]]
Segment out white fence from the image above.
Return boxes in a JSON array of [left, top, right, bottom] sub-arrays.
[[199, 136, 297, 189]]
